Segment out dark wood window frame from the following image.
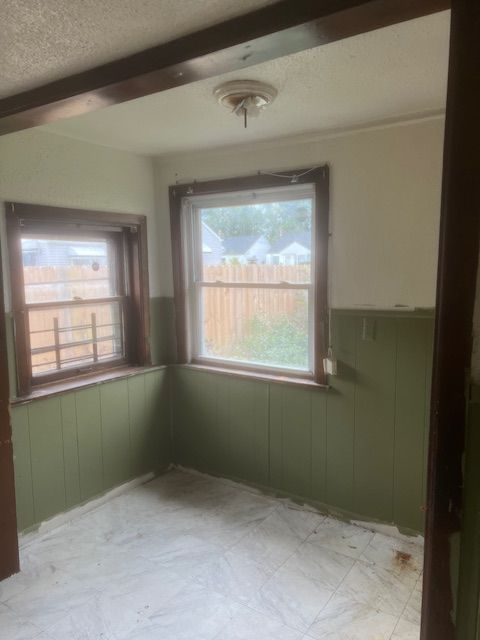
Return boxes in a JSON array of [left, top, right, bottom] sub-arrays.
[[6, 202, 151, 396], [170, 167, 329, 385]]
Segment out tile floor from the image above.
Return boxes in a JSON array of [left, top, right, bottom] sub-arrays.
[[0, 470, 423, 640]]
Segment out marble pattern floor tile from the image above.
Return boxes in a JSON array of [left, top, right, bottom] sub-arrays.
[[307, 594, 398, 640], [359, 533, 424, 576], [3, 469, 423, 639], [248, 566, 334, 631], [5, 568, 99, 630], [0, 560, 61, 604], [283, 541, 355, 591], [391, 617, 421, 640], [145, 581, 242, 640], [213, 605, 303, 640], [306, 517, 375, 559], [337, 559, 417, 617], [194, 549, 274, 604], [402, 579, 423, 625], [0, 603, 44, 640]]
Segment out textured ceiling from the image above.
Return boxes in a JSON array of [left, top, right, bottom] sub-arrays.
[[40, 11, 450, 157], [1, 0, 276, 98]]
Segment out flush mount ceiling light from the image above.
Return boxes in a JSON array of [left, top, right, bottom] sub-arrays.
[[213, 80, 277, 128]]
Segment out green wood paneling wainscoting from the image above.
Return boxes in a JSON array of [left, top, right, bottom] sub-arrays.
[[172, 310, 434, 535], [8, 305, 433, 536], [11, 368, 170, 532]]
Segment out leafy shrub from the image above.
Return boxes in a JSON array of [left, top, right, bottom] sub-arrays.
[[232, 312, 308, 369]]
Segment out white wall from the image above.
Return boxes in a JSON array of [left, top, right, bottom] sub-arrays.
[[0, 129, 159, 310], [0, 117, 445, 310], [155, 117, 445, 308]]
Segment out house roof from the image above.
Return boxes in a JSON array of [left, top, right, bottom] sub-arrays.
[[270, 232, 311, 253], [201, 221, 223, 243], [223, 235, 263, 255]]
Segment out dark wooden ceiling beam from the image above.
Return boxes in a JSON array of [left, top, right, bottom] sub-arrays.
[[0, 0, 449, 135]]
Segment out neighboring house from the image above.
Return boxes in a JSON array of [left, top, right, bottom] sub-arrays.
[[201, 222, 224, 266], [21, 238, 107, 267], [266, 231, 311, 265], [222, 234, 270, 264]]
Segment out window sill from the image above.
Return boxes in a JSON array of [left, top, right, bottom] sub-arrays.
[[176, 363, 329, 390], [10, 364, 167, 405]]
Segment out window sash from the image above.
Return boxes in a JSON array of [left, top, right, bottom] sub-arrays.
[[195, 281, 311, 289], [7, 202, 151, 395], [170, 168, 329, 384], [20, 230, 127, 382], [24, 295, 124, 310], [25, 296, 127, 380], [185, 186, 316, 376], [193, 282, 314, 376]]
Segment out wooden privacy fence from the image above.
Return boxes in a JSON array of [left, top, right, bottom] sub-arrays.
[[24, 265, 111, 302], [23, 266, 120, 373], [202, 264, 310, 354], [23, 264, 311, 366], [203, 264, 310, 284]]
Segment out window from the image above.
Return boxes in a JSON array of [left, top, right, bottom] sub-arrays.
[[7, 203, 150, 395], [170, 168, 329, 383]]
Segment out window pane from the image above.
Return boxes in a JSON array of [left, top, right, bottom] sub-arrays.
[[29, 301, 123, 376], [200, 287, 310, 371], [199, 197, 313, 283], [22, 235, 118, 303]]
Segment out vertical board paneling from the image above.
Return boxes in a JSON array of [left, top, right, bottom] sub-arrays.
[[228, 379, 255, 480], [10, 309, 433, 535], [75, 387, 104, 501], [325, 313, 357, 512], [251, 382, 270, 486], [10, 406, 34, 531], [394, 319, 429, 531], [311, 391, 328, 503], [60, 394, 81, 508], [172, 311, 434, 534], [173, 368, 218, 470], [228, 379, 269, 484], [172, 368, 196, 467], [196, 372, 219, 472], [27, 398, 66, 523], [145, 368, 170, 470], [100, 380, 132, 488], [268, 384, 283, 489], [128, 374, 148, 476], [11, 370, 169, 532], [354, 317, 396, 522], [281, 386, 312, 498], [214, 376, 232, 477], [157, 369, 172, 468]]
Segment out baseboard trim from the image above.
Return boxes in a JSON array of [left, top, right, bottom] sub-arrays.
[[174, 464, 424, 544]]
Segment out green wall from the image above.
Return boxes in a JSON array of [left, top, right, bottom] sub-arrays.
[[172, 310, 434, 534], [8, 296, 173, 533], [8, 303, 434, 536], [11, 368, 170, 532]]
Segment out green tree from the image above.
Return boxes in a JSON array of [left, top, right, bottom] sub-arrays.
[[202, 199, 311, 242]]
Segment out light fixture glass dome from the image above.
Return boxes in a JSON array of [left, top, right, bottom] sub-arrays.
[[213, 80, 277, 127]]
